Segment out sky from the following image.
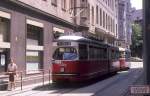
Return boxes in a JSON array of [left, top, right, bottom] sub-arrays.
[[131, 0, 142, 9]]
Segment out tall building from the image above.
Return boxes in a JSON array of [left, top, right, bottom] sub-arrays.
[[117, 0, 132, 49], [74, 0, 118, 45], [131, 9, 143, 25]]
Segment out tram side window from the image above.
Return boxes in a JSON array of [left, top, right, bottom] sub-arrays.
[[111, 50, 115, 59], [89, 46, 95, 59], [103, 48, 107, 59], [116, 51, 120, 59], [97, 48, 107, 59], [79, 44, 88, 60], [97, 48, 103, 59], [89, 46, 107, 59]]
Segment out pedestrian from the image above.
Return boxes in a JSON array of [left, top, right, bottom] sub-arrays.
[[7, 59, 18, 90]]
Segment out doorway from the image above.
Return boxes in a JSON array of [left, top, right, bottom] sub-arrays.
[[0, 49, 10, 73]]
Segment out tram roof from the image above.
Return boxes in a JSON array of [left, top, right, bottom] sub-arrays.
[[55, 35, 118, 48]]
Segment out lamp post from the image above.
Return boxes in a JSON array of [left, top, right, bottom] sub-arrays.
[[143, 0, 150, 84]]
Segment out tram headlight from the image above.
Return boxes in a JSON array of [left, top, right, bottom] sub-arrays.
[[56, 60, 61, 64], [53, 60, 61, 64]]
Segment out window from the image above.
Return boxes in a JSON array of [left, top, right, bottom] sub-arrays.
[[53, 47, 77, 60], [51, 0, 57, 6], [79, 44, 88, 60], [87, 3, 90, 20], [26, 20, 44, 74], [106, 14, 108, 29], [62, 0, 66, 10], [89, 46, 107, 59], [103, 11, 105, 28], [69, 0, 74, 12], [0, 17, 10, 42], [111, 50, 115, 59], [112, 19, 115, 33], [92, 6, 94, 25], [112, 0, 114, 10], [89, 46, 95, 59], [96, 5, 99, 24], [108, 0, 110, 7], [27, 24, 43, 46], [110, 0, 112, 9], [108, 16, 110, 31], [110, 18, 112, 32], [100, 8, 102, 26], [0, 54, 5, 66], [116, 24, 118, 36], [26, 51, 43, 73]]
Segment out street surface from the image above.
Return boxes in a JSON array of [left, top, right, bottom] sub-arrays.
[[0, 62, 143, 96]]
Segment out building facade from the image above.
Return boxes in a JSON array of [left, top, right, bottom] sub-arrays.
[[0, 0, 119, 74], [117, 0, 132, 49], [0, 0, 75, 74], [0, 0, 122, 83], [131, 9, 143, 25], [74, 0, 118, 45]]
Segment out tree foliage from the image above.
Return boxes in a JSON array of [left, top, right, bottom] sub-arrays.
[[130, 24, 143, 58]]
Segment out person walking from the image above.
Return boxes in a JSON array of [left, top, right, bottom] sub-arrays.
[[7, 59, 17, 90]]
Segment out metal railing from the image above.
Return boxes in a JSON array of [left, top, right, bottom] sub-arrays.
[[0, 69, 52, 90]]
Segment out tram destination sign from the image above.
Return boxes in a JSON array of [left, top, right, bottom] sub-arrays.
[[130, 85, 150, 95], [57, 42, 71, 46]]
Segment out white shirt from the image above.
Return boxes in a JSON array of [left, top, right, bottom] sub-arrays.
[[8, 63, 17, 72]]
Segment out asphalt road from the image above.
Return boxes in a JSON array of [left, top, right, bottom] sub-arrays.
[[1, 62, 143, 96]]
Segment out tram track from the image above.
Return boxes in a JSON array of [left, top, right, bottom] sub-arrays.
[[2, 68, 143, 96]]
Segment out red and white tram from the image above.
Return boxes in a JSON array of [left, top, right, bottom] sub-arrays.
[[119, 47, 130, 71], [52, 35, 120, 82]]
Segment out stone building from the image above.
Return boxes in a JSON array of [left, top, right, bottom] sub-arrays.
[[0, 0, 75, 74], [74, 0, 118, 45], [131, 9, 143, 25], [117, 0, 132, 49]]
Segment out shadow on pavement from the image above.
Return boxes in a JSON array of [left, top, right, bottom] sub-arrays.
[[33, 72, 117, 92], [32, 68, 144, 95]]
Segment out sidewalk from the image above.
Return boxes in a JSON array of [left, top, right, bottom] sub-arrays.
[[0, 62, 144, 96], [124, 69, 144, 96], [0, 81, 51, 96]]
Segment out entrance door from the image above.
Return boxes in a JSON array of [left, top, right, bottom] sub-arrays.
[[0, 53, 6, 72], [0, 49, 9, 72]]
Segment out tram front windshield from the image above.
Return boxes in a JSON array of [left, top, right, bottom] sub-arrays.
[[119, 51, 125, 58], [53, 47, 77, 60]]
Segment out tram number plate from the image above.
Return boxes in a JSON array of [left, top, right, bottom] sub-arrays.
[[60, 67, 65, 72], [130, 85, 150, 94]]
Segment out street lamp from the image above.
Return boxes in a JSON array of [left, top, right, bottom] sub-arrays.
[[143, 0, 150, 85]]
